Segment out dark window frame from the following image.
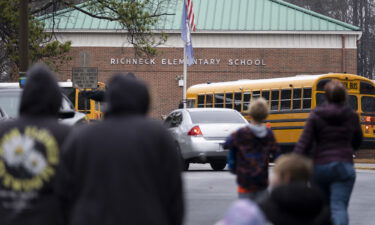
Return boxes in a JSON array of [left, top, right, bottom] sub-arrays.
[[271, 89, 280, 111], [225, 92, 234, 109], [197, 95, 205, 108], [214, 93, 224, 108], [293, 88, 302, 110], [280, 89, 292, 110]]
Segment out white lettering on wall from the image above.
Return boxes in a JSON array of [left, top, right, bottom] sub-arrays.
[[109, 58, 266, 66]]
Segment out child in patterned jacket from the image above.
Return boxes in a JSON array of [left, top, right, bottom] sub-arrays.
[[225, 98, 280, 199]]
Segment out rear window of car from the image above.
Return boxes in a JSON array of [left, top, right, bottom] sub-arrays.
[[189, 110, 246, 124]]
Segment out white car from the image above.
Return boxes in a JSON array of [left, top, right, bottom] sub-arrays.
[[0, 87, 86, 125], [164, 108, 248, 171]]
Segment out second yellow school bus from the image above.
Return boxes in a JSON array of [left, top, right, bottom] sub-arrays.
[[186, 73, 375, 151]]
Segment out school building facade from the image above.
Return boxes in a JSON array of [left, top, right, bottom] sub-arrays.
[[44, 0, 362, 118]]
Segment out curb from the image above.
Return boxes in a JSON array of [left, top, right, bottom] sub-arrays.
[[355, 167, 375, 170]]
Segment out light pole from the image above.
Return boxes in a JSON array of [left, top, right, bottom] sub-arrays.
[[19, 0, 29, 81]]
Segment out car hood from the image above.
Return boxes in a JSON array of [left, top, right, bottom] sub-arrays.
[[59, 111, 86, 126]]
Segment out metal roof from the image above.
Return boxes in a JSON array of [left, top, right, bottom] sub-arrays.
[[41, 0, 360, 32]]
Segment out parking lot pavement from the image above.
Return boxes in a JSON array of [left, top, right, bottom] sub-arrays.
[[187, 163, 375, 171]]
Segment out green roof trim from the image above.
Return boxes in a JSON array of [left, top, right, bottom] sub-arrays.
[[41, 0, 361, 32]]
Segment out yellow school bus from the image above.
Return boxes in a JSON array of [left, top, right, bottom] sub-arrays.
[[59, 81, 105, 120], [186, 73, 375, 151]]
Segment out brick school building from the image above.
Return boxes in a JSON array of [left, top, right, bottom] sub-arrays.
[[43, 0, 361, 118]]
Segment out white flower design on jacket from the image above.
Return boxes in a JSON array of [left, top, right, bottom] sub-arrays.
[[23, 150, 47, 175], [3, 135, 34, 167], [2, 134, 47, 176]]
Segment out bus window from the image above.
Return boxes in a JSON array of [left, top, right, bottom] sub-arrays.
[[197, 95, 205, 108], [317, 79, 331, 91], [243, 92, 251, 111], [362, 96, 375, 112], [225, 93, 233, 108], [281, 89, 291, 110], [360, 82, 375, 95], [234, 92, 242, 112], [261, 90, 270, 101], [206, 94, 213, 108], [253, 91, 261, 99], [316, 93, 325, 106], [348, 95, 358, 110], [78, 92, 91, 113], [187, 99, 195, 108], [214, 94, 224, 108], [271, 90, 279, 111], [317, 93, 358, 111], [293, 89, 302, 109], [302, 88, 312, 109]]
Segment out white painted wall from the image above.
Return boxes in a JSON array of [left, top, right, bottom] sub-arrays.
[[54, 31, 359, 49]]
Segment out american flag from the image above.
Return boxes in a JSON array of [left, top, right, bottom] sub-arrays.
[[181, 0, 196, 66], [185, 0, 196, 32]]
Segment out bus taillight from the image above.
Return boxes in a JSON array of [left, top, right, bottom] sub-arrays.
[[365, 125, 370, 134]]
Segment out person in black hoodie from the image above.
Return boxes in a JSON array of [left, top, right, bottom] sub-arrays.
[[0, 64, 71, 225], [57, 73, 184, 225]]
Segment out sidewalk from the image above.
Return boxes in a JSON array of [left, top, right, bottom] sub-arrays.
[[355, 163, 375, 170], [354, 159, 375, 170]]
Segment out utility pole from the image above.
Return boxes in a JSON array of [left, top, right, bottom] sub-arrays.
[[19, 0, 29, 80]]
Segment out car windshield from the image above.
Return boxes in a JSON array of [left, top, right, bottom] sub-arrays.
[[0, 91, 21, 118], [0, 89, 71, 118], [189, 110, 246, 124]]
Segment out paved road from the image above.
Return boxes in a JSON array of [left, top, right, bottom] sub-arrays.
[[183, 164, 375, 225]]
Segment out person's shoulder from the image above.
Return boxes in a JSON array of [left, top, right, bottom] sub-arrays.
[[236, 125, 251, 134]]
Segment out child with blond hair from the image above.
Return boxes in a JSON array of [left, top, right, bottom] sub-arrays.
[[225, 98, 280, 199]]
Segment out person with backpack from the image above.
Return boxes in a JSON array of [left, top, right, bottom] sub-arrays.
[[224, 98, 280, 199]]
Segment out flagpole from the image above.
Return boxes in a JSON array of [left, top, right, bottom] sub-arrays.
[[183, 44, 187, 109]]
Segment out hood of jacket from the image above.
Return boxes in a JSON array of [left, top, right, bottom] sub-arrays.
[[19, 64, 62, 117], [248, 124, 268, 138], [105, 73, 150, 117], [314, 103, 353, 125]]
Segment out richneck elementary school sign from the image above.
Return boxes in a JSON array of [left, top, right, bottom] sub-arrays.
[[109, 57, 266, 66]]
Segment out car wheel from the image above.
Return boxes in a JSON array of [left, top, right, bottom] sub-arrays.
[[210, 161, 226, 171], [183, 161, 190, 171]]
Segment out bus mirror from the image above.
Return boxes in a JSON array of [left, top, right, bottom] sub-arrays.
[[59, 110, 75, 119]]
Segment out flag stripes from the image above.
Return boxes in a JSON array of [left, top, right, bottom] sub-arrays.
[[186, 0, 196, 32]]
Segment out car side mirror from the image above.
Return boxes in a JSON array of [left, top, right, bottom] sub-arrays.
[[59, 110, 75, 119]]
